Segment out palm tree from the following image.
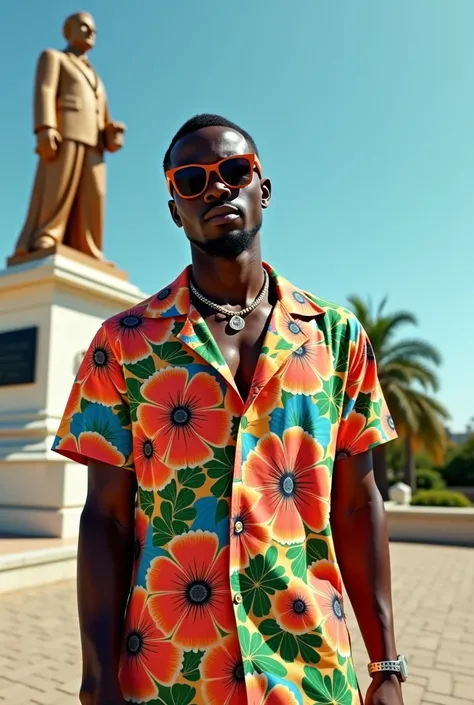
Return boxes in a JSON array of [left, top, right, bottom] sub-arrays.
[[347, 296, 449, 499]]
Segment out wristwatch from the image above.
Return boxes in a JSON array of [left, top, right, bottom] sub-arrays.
[[368, 655, 408, 682]]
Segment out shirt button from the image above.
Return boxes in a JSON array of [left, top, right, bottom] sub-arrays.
[[234, 520, 244, 534], [233, 593, 243, 605]]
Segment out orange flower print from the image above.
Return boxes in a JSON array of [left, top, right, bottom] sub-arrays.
[[345, 337, 378, 398], [145, 283, 189, 316], [147, 531, 234, 649], [230, 484, 271, 571], [309, 560, 351, 657], [283, 288, 318, 317], [336, 412, 382, 459], [243, 428, 330, 544], [248, 355, 279, 405], [76, 326, 126, 403], [138, 368, 231, 468], [280, 340, 332, 395], [133, 423, 173, 490], [107, 305, 174, 364], [359, 337, 378, 393], [273, 306, 309, 346], [380, 401, 397, 439], [201, 634, 246, 705], [247, 674, 300, 705], [253, 375, 281, 418], [119, 586, 183, 702], [273, 577, 322, 635], [55, 431, 125, 466], [62, 382, 82, 420]]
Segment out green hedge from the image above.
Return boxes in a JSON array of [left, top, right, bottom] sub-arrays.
[[416, 468, 445, 490], [441, 436, 474, 487], [411, 490, 472, 508]]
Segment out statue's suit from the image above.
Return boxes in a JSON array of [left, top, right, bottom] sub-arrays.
[[15, 49, 112, 258]]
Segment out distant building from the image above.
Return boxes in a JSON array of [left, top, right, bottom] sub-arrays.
[[446, 426, 473, 446]]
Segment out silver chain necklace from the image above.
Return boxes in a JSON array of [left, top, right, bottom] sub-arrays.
[[189, 270, 269, 331]]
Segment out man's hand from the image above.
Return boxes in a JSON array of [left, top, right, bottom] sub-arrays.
[[365, 674, 404, 705], [35, 127, 61, 161]]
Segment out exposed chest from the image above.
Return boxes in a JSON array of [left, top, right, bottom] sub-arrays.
[[201, 303, 273, 402]]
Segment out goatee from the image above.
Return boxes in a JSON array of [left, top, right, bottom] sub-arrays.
[[190, 224, 261, 259]]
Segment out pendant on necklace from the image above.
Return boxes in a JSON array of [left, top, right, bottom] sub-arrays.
[[229, 314, 245, 331]]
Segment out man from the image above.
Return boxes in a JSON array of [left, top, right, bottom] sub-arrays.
[[53, 114, 405, 705], [14, 12, 125, 260]]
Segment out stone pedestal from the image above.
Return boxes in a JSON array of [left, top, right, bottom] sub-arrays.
[[0, 252, 147, 538]]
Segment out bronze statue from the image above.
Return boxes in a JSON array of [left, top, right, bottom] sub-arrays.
[[12, 12, 125, 262]]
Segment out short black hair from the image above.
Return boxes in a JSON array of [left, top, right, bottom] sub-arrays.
[[163, 113, 259, 172]]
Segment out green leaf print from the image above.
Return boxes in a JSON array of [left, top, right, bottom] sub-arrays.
[[152, 488, 196, 547], [113, 403, 130, 427], [154, 683, 196, 705], [158, 479, 178, 503], [314, 377, 344, 424], [235, 546, 289, 618], [320, 310, 348, 348], [346, 659, 359, 689], [215, 498, 230, 523], [125, 355, 156, 380], [126, 377, 146, 422], [80, 398, 92, 412], [205, 446, 234, 500], [191, 324, 226, 368], [334, 344, 349, 374], [302, 666, 353, 705], [139, 487, 155, 519], [297, 633, 322, 664], [238, 626, 288, 678], [354, 392, 372, 417], [286, 545, 307, 580], [259, 619, 322, 664], [275, 337, 294, 351], [307, 538, 329, 563], [175, 488, 196, 521], [152, 341, 194, 366], [181, 650, 204, 682], [178, 466, 206, 489]]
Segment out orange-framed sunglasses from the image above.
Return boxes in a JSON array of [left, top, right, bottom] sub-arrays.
[[166, 153, 262, 199]]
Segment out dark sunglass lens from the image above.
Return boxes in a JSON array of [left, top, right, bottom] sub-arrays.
[[219, 157, 252, 188], [174, 166, 207, 197]]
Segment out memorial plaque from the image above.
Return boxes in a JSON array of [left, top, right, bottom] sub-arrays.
[[0, 327, 38, 386]]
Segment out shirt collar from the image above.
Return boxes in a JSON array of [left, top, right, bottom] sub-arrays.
[[142, 262, 326, 319]]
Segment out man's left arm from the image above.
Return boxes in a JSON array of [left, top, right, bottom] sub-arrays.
[[331, 449, 403, 705]]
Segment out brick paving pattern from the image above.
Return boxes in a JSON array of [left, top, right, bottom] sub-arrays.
[[0, 543, 473, 704]]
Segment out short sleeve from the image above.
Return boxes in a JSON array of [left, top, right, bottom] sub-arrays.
[[51, 325, 133, 469], [336, 317, 397, 458]]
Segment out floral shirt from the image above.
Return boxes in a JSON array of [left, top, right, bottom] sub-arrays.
[[52, 262, 397, 705]]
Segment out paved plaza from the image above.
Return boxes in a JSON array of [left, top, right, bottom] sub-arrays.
[[0, 543, 473, 705]]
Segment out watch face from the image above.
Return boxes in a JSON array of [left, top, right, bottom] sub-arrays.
[[398, 655, 408, 681]]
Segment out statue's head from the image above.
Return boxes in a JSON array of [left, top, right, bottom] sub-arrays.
[[63, 12, 96, 52]]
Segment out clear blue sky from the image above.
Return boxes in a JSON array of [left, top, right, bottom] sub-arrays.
[[0, 1, 472, 431]]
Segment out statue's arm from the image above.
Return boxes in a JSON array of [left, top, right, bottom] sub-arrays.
[[34, 49, 61, 134]]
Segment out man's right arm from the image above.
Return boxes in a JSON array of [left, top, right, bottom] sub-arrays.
[[78, 459, 137, 705]]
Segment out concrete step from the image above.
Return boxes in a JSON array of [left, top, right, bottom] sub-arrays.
[[0, 536, 77, 594]]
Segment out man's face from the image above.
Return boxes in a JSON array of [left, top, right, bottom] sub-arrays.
[[67, 14, 96, 51], [167, 126, 271, 258]]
